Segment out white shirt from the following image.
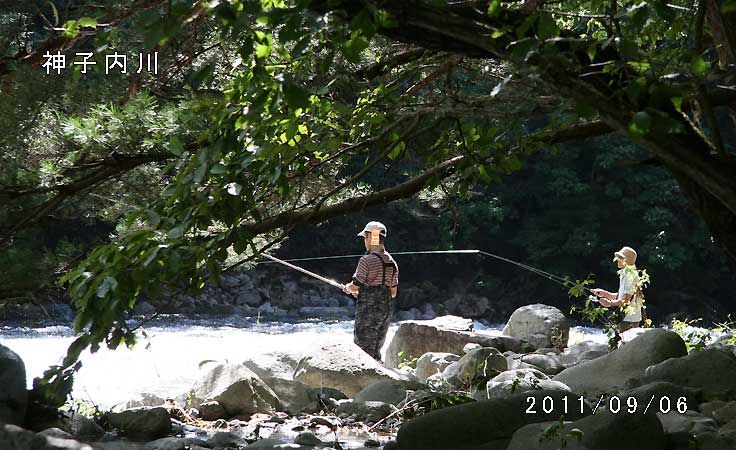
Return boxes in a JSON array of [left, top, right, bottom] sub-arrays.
[[618, 266, 642, 322]]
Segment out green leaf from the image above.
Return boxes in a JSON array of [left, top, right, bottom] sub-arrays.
[[283, 81, 311, 109], [62, 20, 80, 38], [211, 164, 227, 175], [256, 43, 271, 59], [388, 141, 405, 160], [671, 97, 683, 112], [537, 14, 559, 40], [724, 0, 736, 13], [342, 36, 369, 63], [587, 43, 597, 62], [78, 17, 97, 28], [168, 136, 184, 156], [691, 55, 708, 75], [487, 0, 501, 17], [168, 225, 186, 239]]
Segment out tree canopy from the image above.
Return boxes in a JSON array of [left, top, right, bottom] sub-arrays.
[[1, 0, 735, 403]]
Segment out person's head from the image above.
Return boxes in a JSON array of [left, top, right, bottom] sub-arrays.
[[358, 221, 387, 251], [613, 246, 637, 269]]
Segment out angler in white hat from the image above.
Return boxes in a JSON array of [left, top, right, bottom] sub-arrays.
[[591, 246, 643, 333], [342, 221, 399, 361]]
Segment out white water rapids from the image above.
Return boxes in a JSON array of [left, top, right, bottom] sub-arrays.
[[0, 317, 608, 410]]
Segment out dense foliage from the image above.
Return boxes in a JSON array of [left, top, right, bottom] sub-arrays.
[[1, 0, 734, 405]]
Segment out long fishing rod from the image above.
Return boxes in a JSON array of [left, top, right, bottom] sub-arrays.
[[262, 254, 346, 290], [259, 249, 601, 301]]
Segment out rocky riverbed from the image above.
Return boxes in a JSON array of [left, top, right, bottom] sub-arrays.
[[3, 304, 736, 450]]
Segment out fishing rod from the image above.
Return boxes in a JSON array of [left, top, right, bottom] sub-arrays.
[[259, 249, 601, 302], [262, 254, 346, 290]]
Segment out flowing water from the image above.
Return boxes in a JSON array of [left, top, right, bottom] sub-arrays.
[[0, 316, 609, 448]]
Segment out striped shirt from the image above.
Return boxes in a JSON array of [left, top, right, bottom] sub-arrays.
[[352, 249, 399, 287]]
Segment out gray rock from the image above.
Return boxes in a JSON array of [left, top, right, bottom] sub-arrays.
[[264, 377, 320, 414], [415, 352, 461, 383], [396, 390, 590, 450], [92, 442, 140, 450], [246, 438, 311, 449], [243, 350, 302, 381], [502, 304, 570, 350], [294, 432, 323, 446], [207, 431, 247, 448], [441, 347, 508, 389], [189, 363, 279, 417], [507, 408, 667, 450], [521, 353, 566, 375], [0, 423, 96, 450], [123, 392, 165, 409], [293, 342, 407, 397], [622, 381, 702, 413], [66, 412, 105, 438], [133, 301, 156, 316], [385, 315, 531, 368], [0, 344, 27, 425], [553, 329, 687, 396], [37, 428, 75, 440], [657, 410, 717, 434], [336, 400, 392, 422], [700, 400, 728, 418], [640, 348, 736, 401], [108, 406, 172, 440], [142, 437, 210, 450], [713, 401, 736, 424], [236, 291, 262, 307], [198, 401, 227, 421], [481, 368, 570, 400], [354, 380, 426, 406], [462, 343, 481, 354], [558, 341, 609, 369]]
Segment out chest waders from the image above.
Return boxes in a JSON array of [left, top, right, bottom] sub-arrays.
[[354, 254, 397, 361]]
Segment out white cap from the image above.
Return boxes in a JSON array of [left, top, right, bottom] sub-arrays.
[[357, 221, 387, 237]]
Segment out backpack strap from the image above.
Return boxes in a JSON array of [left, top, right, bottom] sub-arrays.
[[371, 253, 397, 286]]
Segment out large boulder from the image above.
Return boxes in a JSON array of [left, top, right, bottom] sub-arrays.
[[482, 368, 570, 400], [107, 407, 172, 440], [521, 353, 566, 375], [243, 350, 302, 381], [559, 341, 609, 368], [293, 342, 407, 397], [639, 348, 736, 401], [0, 344, 27, 425], [415, 352, 461, 383], [336, 400, 393, 422], [506, 408, 667, 450], [396, 390, 590, 450], [354, 380, 426, 406], [385, 316, 530, 368], [502, 304, 570, 350], [189, 363, 279, 417], [441, 347, 508, 389], [622, 381, 703, 412], [263, 377, 320, 414], [553, 329, 687, 396], [0, 423, 95, 450]]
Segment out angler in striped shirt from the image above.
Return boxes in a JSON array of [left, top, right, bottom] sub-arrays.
[[342, 221, 399, 361]]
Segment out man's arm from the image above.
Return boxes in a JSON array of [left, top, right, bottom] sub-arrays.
[[607, 292, 633, 307], [343, 282, 359, 298]]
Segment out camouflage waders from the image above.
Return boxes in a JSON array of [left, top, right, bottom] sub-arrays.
[[354, 254, 396, 360], [354, 285, 393, 360]]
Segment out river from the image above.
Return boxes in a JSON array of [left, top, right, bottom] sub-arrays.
[[0, 316, 607, 410]]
